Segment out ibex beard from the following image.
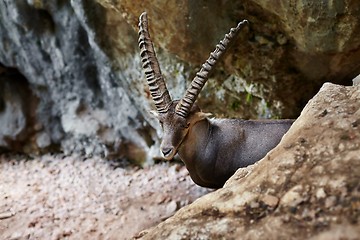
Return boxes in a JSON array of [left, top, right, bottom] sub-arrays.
[[138, 12, 293, 188]]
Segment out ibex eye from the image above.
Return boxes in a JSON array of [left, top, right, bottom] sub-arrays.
[[186, 122, 190, 128]]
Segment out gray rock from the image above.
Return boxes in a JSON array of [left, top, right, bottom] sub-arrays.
[[0, 1, 359, 164], [353, 74, 360, 86], [0, 1, 162, 163]]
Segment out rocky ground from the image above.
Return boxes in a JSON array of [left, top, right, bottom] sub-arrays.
[[0, 154, 211, 240]]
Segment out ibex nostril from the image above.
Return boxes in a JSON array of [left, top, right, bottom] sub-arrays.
[[161, 148, 172, 156]]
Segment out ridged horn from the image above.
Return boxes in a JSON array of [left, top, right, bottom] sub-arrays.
[[176, 19, 249, 118], [138, 12, 172, 113]]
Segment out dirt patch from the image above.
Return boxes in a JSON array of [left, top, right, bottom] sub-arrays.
[[0, 154, 211, 239]]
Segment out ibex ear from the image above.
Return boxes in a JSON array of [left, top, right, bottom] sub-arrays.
[[191, 112, 212, 123], [199, 112, 213, 119], [149, 110, 159, 118]]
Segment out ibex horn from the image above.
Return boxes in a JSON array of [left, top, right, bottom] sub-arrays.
[[138, 12, 172, 113], [176, 19, 249, 118]]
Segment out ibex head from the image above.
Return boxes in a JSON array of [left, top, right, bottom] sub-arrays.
[[150, 101, 210, 159], [138, 12, 248, 160]]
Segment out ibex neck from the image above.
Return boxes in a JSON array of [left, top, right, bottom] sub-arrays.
[[178, 119, 211, 167], [177, 118, 212, 182]]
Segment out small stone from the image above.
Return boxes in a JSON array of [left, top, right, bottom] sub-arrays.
[[325, 196, 337, 208], [353, 73, 360, 86], [156, 194, 170, 204], [178, 177, 186, 182], [249, 201, 260, 209], [165, 200, 178, 216], [338, 143, 345, 152], [301, 208, 316, 219], [276, 33, 287, 45], [281, 185, 304, 207], [255, 35, 271, 45], [0, 209, 15, 219], [10, 231, 22, 239], [261, 194, 279, 208], [36, 132, 51, 148], [315, 188, 326, 199]]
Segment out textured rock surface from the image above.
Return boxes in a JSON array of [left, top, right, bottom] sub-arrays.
[[0, 1, 159, 164], [0, 154, 210, 240], [136, 83, 360, 239], [0, 1, 359, 163]]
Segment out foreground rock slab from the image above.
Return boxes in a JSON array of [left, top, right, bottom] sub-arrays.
[[137, 83, 360, 239]]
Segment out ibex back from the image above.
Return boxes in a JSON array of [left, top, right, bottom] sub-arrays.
[[138, 12, 293, 188]]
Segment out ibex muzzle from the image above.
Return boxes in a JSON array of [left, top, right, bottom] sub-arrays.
[[138, 12, 293, 188]]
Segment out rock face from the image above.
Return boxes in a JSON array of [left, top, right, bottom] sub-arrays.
[[0, 1, 359, 163], [136, 83, 360, 239], [0, 1, 159, 163]]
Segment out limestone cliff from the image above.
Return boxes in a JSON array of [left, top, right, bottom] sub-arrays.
[[0, 1, 359, 164]]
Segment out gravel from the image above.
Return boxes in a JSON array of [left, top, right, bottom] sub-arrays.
[[0, 154, 210, 239]]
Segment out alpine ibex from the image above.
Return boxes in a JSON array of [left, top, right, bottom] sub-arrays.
[[138, 12, 293, 188]]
